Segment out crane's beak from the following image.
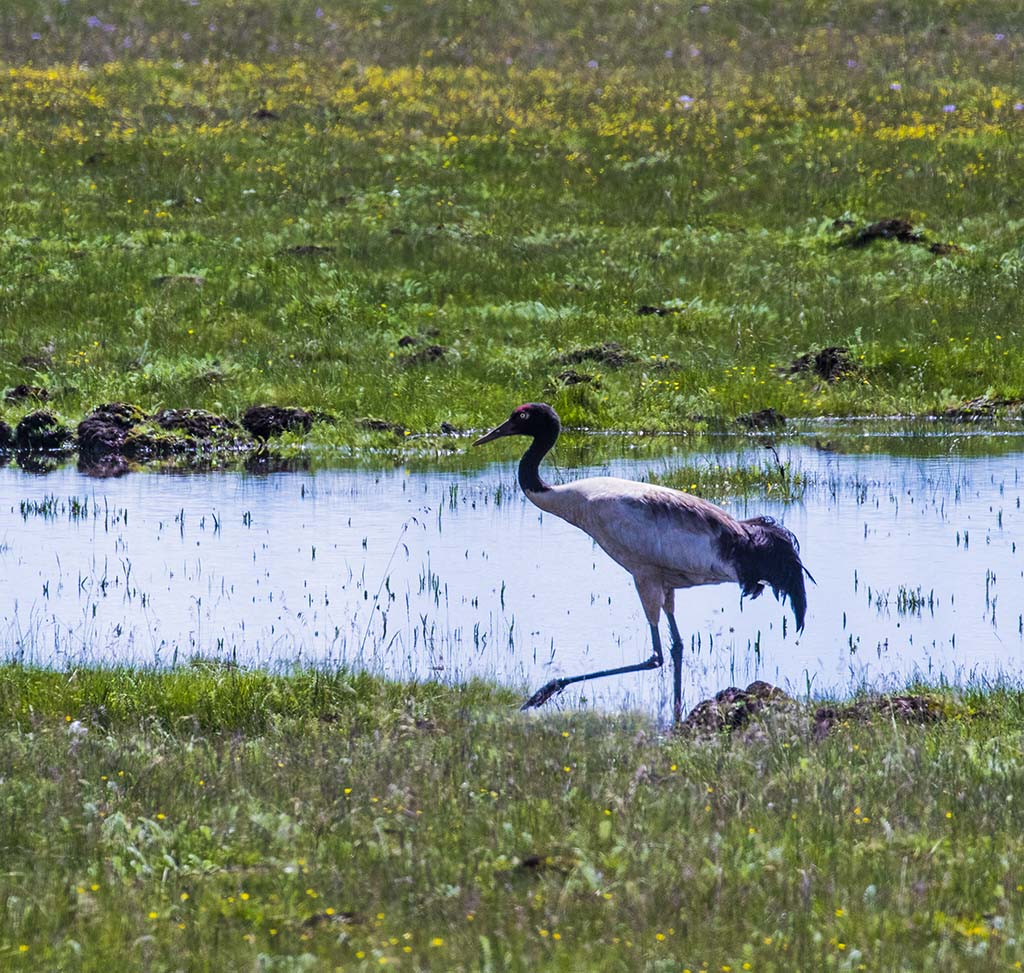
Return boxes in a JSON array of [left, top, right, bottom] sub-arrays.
[[472, 417, 517, 446]]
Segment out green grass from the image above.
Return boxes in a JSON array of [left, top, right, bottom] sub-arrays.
[[0, 1, 1023, 442], [2, 665, 1023, 970]]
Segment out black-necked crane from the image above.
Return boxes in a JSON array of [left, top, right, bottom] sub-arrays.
[[474, 403, 812, 722]]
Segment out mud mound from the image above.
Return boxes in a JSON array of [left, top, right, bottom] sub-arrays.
[[5, 385, 49, 404], [14, 411, 74, 452], [683, 685, 947, 738], [736, 407, 786, 430], [400, 344, 448, 366], [839, 218, 922, 248], [814, 695, 944, 739], [153, 409, 239, 439], [682, 681, 793, 733], [942, 395, 1024, 420], [77, 403, 148, 457], [788, 346, 855, 382], [242, 405, 315, 441], [356, 417, 407, 435], [637, 305, 682, 317], [558, 342, 639, 368]]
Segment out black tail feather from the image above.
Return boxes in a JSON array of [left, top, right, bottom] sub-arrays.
[[735, 516, 813, 631]]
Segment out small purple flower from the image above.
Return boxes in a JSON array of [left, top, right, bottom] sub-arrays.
[[677, 94, 694, 107], [689, 46, 701, 57], [102, 21, 115, 32], [664, 49, 674, 58], [698, 4, 710, 11], [182, 31, 191, 40], [122, 36, 132, 47], [995, 33, 1006, 41], [1015, 102, 1024, 111], [586, 59, 599, 69], [31, 31, 41, 40], [943, 104, 956, 113], [889, 82, 901, 91], [315, 6, 324, 17], [846, 59, 857, 68], [86, 14, 102, 27]]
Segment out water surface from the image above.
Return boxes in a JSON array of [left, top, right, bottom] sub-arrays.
[[1, 424, 1021, 719]]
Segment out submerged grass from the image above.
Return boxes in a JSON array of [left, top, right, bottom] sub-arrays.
[[3, 665, 1024, 971], [0, 1, 1023, 440]]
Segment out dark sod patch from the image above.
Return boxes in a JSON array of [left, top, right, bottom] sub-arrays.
[[5, 384, 49, 404], [558, 341, 639, 368], [356, 417, 407, 435], [838, 217, 922, 247], [736, 407, 786, 430], [241, 405, 315, 441], [682, 681, 794, 733], [399, 344, 448, 366], [14, 410, 74, 452], [787, 346, 855, 382]]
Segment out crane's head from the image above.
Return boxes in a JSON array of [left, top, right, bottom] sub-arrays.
[[473, 403, 561, 446]]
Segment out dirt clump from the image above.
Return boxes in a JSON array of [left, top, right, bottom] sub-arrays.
[[5, 385, 49, 403], [15, 411, 74, 452], [558, 342, 639, 368], [400, 344, 448, 366], [242, 405, 315, 441], [942, 394, 1023, 420], [813, 694, 944, 739], [77, 403, 148, 457], [556, 369, 599, 386], [928, 241, 966, 256], [356, 417, 407, 436], [153, 408, 239, 439], [787, 346, 855, 382], [18, 352, 54, 371], [736, 407, 786, 430], [681, 681, 794, 733], [637, 304, 683, 316], [839, 218, 922, 248]]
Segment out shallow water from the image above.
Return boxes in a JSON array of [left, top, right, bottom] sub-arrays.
[[1, 426, 1022, 720]]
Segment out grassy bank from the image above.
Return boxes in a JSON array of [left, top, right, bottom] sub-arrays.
[[1, 2, 1023, 440], [2, 665, 1024, 970]]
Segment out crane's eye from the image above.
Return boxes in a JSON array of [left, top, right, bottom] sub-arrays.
[[518, 410, 531, 421]]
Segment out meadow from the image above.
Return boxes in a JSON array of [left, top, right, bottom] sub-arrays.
[[4, 2, 1024, 970], [4, 665, 1024, 972], [0, 0, 1023, 440]]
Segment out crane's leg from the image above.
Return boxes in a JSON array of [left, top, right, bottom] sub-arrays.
[[521, 624, 664, 710], [665, 612, 685, 724]]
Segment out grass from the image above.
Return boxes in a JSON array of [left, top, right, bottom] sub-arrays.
[[1, 664, 1023, 971], [0, 1, 1023, 442]]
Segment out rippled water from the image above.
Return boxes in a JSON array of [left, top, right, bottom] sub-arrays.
[[1, 424, 1021, 720]]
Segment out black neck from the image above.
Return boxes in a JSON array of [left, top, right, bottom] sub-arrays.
[[518, 427, 557, 493]]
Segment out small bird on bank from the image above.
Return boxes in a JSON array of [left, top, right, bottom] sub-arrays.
[[473, 403, 812, 722]]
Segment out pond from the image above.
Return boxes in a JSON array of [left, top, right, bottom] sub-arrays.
[[1, 421, 1021, 720]]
